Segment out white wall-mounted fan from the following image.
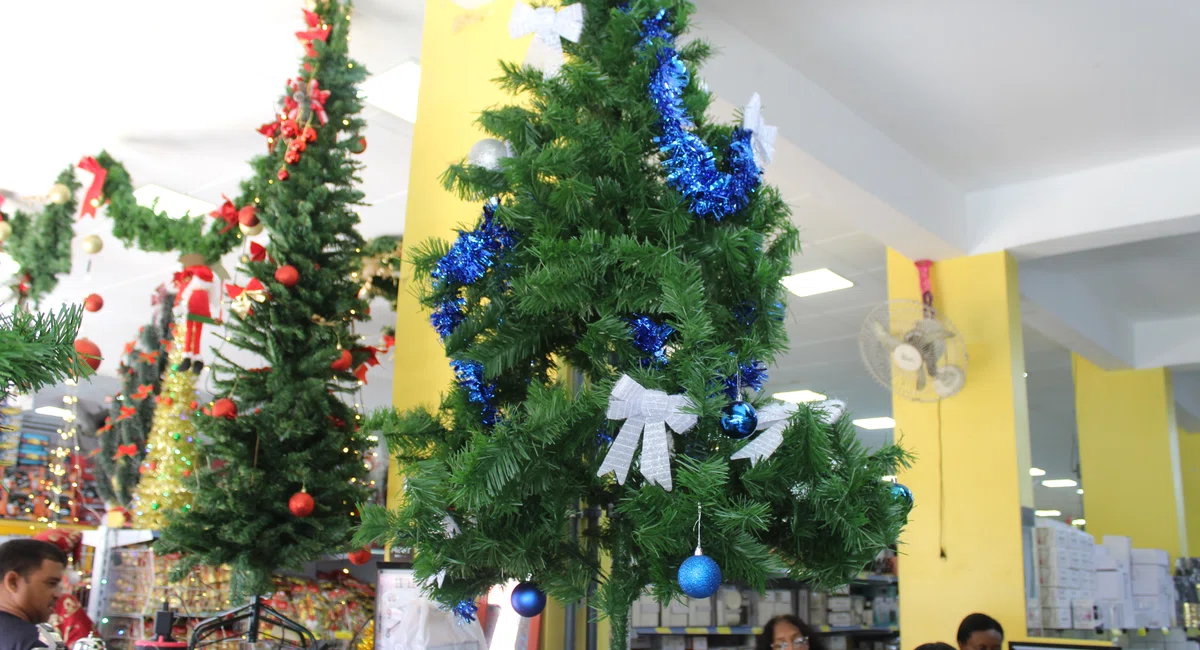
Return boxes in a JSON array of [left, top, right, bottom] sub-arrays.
[[859, 299, 968, 402]]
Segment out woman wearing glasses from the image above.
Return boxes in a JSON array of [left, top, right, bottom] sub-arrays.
[[757, 615, 827, 650]]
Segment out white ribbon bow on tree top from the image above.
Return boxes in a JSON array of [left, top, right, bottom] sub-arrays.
[[731, 399, 847, 466], [597, 374, 697, 492], [509, 2, 585, 78]]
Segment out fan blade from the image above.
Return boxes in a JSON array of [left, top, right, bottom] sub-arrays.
[[915, 364, 927, 391], [873, 321, 904, 350]]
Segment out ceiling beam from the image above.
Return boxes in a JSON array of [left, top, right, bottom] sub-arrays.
[[1173, 372, 1200, 433], [690, 6, 966, 262], [1137, 315, 1200, 369], [1018, 266, 1133, 370], [966, 147, 1200, 259]]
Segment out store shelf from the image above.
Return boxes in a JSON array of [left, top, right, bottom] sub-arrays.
[[632, 626, 898, 636]]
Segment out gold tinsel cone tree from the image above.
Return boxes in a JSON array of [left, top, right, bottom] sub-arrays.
[[133, 326, 203, 529]]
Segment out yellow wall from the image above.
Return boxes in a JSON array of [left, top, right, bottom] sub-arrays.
[[1074, 357, 1187, 560], [888, 249, 1033, 649], [389, 2, 589, 648], [1180, 428, 1200, 552]]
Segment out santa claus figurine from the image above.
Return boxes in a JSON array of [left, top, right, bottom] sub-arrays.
[[174, 263, 221, 373]]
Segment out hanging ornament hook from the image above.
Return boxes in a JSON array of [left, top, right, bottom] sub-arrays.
[[694, 502, 703, 555]]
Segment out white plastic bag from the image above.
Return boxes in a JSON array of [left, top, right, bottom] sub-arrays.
[[381, 599, 487, 650]]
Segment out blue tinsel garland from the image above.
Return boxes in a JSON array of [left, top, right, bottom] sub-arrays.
[[451, 359, 498, 426], [640, 10, 761, 220], [450, 599, 479, 623], [724, 360, 768, 399], [429, 198, 515, 341], [628, 315, 674, 366]]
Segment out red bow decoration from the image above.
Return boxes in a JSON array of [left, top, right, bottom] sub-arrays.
[[257, 121, 280, 139], [354, 364, 369, 384], [209, 195, 240, 234], [96, 418, 112, 435], [287, 78, 331, 125], [123, 341, 136, 355], [296, 9, 331, 58], [77, 157, 108, 218], [227, 278, 269, 317], [156, 395, 174, 406], [116, 406, 137, 421], [353, 346, 381, 367], [248, 242, 274, 263], [132, 384, 154, 400], [113, 444, 138, 460], [138, 351, 159, 364], [381, 333, 395, 351]]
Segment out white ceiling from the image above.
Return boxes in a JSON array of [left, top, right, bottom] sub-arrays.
[[694, 0, 1200, 191]]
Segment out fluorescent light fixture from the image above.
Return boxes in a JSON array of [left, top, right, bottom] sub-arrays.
[[1023, 372, 1028, 378], [360, 61, 421, 123], [1029, 467, 1046, 477], [780, 268, 854, 298], [773, 389, 827, 404], [1076, 488, 1084, 495], [1042, 479, 1078, 488], [34, 406, 73, 419], [1034, 509, 1062, 517], [1071, 519, 1086, 526], [880, 475, 897, 482], [852, 417, 895, 430], [133, 185, 216, 218]]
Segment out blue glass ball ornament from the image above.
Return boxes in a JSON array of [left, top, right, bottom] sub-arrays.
[[890, 483, 914, 508], [719, 401, 758, 439], [677, 551, 722, 598], [511, 582, 547, 618]]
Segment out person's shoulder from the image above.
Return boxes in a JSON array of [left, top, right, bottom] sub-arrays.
[[0, 611, 46, 650]]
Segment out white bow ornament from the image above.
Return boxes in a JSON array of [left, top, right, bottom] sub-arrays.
[[597, 374, 697, 492], [742, 93, 778, 167], [509, 2, 585, 78], [731, 399, 846, 466]]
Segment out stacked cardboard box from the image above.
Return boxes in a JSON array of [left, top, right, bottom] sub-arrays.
[[1094, 539, 1135, 630], [1131, 548, 1176, 628], [755, 589, 796, 626], [1036, 520, 1096, 629]]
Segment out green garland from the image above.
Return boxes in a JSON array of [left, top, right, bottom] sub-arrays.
[[3, 168, 81, 305], [3, 155, 401, 308]]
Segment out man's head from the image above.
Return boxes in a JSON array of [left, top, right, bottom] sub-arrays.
[[957, 613, 1004, 650], [0, 539, 67, 623]]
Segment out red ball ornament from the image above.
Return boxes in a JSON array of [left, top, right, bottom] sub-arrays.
[[83, 293, 104, 312], [275, 265, 300, 287], [277, 168, 290, 181], [289, 490, 315, 518], [74, 338, 102, 371], [348, 547, 373, 565], [238, 205, 259, 227], [212, 398, 238, 420], [330, 349, 353, 372], [350, 137, 368, 154]]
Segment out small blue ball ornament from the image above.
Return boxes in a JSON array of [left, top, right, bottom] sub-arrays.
[[720, 401, 758, 439], [890, 483, 913, 508], [677, 549, 722, 598], [511, 582, 547, 618]]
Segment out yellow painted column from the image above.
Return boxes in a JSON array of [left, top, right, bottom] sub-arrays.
[[888, 249, 1034, 649], [1074, 358, 1187, 560], [1179, 429, 1200, 552], [388, 3, 586, 649]]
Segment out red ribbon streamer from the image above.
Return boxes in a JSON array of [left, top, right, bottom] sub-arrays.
[[77, 157, 107, 219], [915, 260, 934, 307], [113, 443, 138, 459]]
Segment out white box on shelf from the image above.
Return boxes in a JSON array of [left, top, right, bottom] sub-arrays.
[[1132, 548, 1171, 567], [826, 637, 848, 650], [1132, 565, 1171, 597], [663, 636, 686, 650], [1042, 607, 1072, 629], [828, 612, 854, 628], [691, 638, 708, 650], [1095, 600, 1134, 630], [1041, 587, 1072, 610], [1095, 570, 1130, 601], [664, 600, 689, 627], [828, 596, 853, 613], [1072, 600, 1097, 630], [1027, 599, 1043, 629], [1094, 546, 1117, 571], [688, 597, 712, 627], [717, 587, 744, 626], [1103, 536, 1133, 571], [1037, 526, 1071, 549], [632, 594, 660, 628]]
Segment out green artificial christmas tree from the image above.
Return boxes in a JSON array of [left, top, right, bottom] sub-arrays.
[[156, 0, 370, 597], [95, 293, 175, 509], [2, 167, 80, 306], [0, 304, 88, 394], [356, 0, 910, 645]]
